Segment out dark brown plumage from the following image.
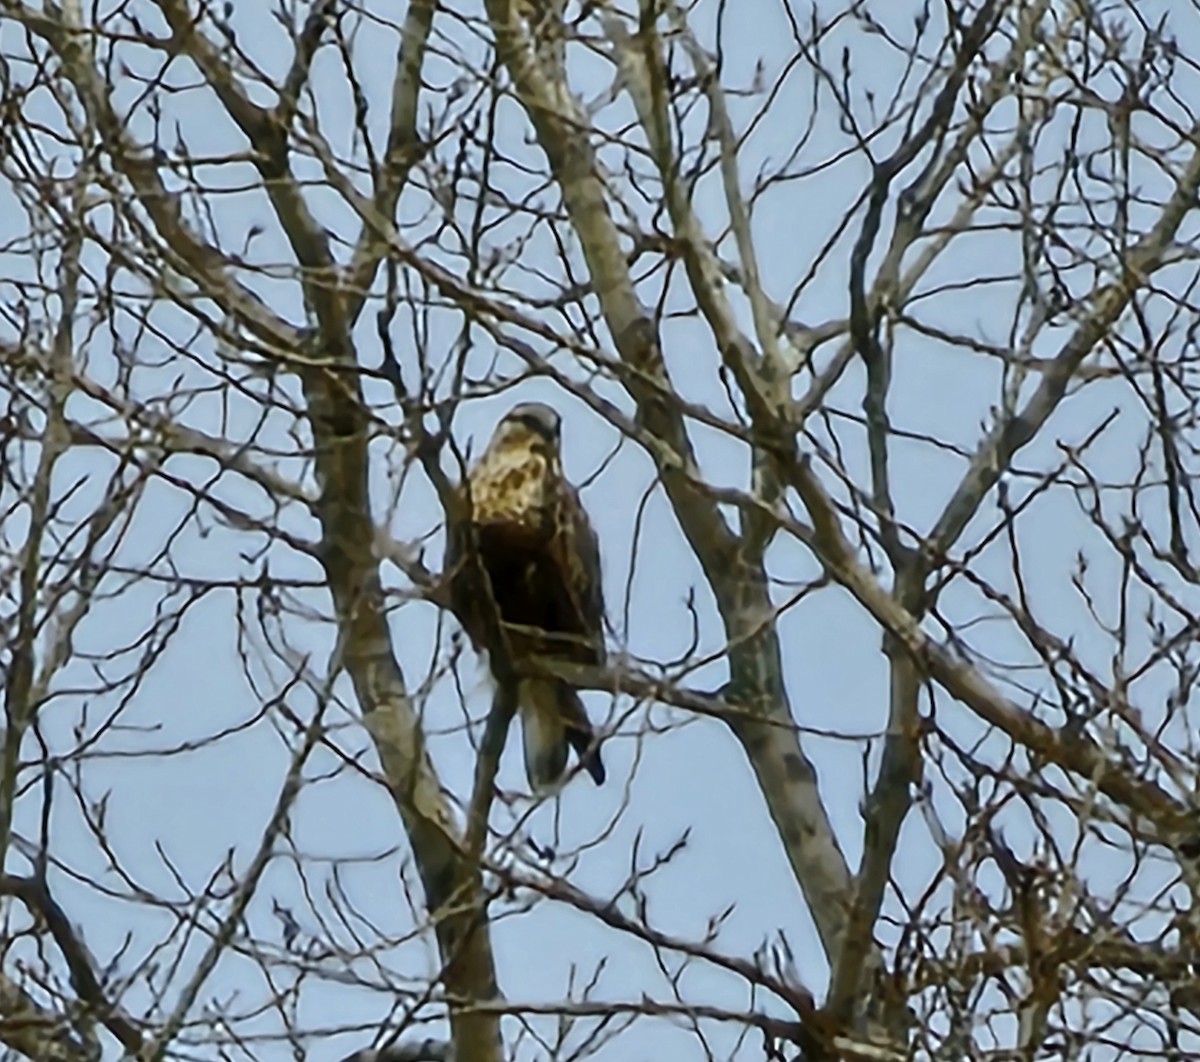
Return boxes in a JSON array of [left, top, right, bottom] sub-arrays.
[[446, 403, 606, 790]]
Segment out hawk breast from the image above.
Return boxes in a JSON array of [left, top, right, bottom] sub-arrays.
[[470, 444, 553, 537], [450, 435, 602, 666]]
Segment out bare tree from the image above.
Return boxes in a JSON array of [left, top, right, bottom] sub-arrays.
[[2, 0, 1199, 1059]]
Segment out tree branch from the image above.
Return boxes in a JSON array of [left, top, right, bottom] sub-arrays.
[[344, 0, 437, 326], [485, 0, 864, 978], [0, 971, 94, 1062], [1, 874, 143, 1055]]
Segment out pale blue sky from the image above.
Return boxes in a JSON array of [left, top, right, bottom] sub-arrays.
[[2, 1, 1199, 1059]]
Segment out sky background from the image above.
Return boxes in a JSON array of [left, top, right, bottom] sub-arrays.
[[3, 0, 1200, 1058]]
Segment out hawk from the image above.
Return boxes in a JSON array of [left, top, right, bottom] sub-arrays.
[[447, 402, 606, 791]]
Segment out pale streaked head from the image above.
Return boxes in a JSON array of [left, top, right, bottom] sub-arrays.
[[491, 402, 562, 448]]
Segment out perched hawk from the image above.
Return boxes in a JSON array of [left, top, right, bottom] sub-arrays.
[[447, 403, 606, 791]]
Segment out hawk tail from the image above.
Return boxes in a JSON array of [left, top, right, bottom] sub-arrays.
[[518, 677, 605, 791]]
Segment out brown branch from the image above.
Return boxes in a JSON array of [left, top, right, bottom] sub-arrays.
[[302, 384, 502, 1061], [817, 4, 1186, 1021], [146, 693, 331, 1057], [0, 971, 94, 1062], [276, 0, 340, 131], [1, 874, 144, 1054], [468, 997, 904, 1062], [344, 0, 437, 326], [339, 1041, 451, 1062], [788, 457, 1197, 846], [491, 861, 839, 1057], [0, 162, 87, 857], [482, 0, 863, 981], [8, 7, 504, 1057], [149, 0, 345, 347], [924, 130, 1200, 568]]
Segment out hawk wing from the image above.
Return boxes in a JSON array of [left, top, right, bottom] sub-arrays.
[[447, 447, 604, 666], [549, 479, 605, 666]]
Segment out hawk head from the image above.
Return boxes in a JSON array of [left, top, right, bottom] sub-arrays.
[[487, 402, 562, 452], [467, 402, 564, 530]]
